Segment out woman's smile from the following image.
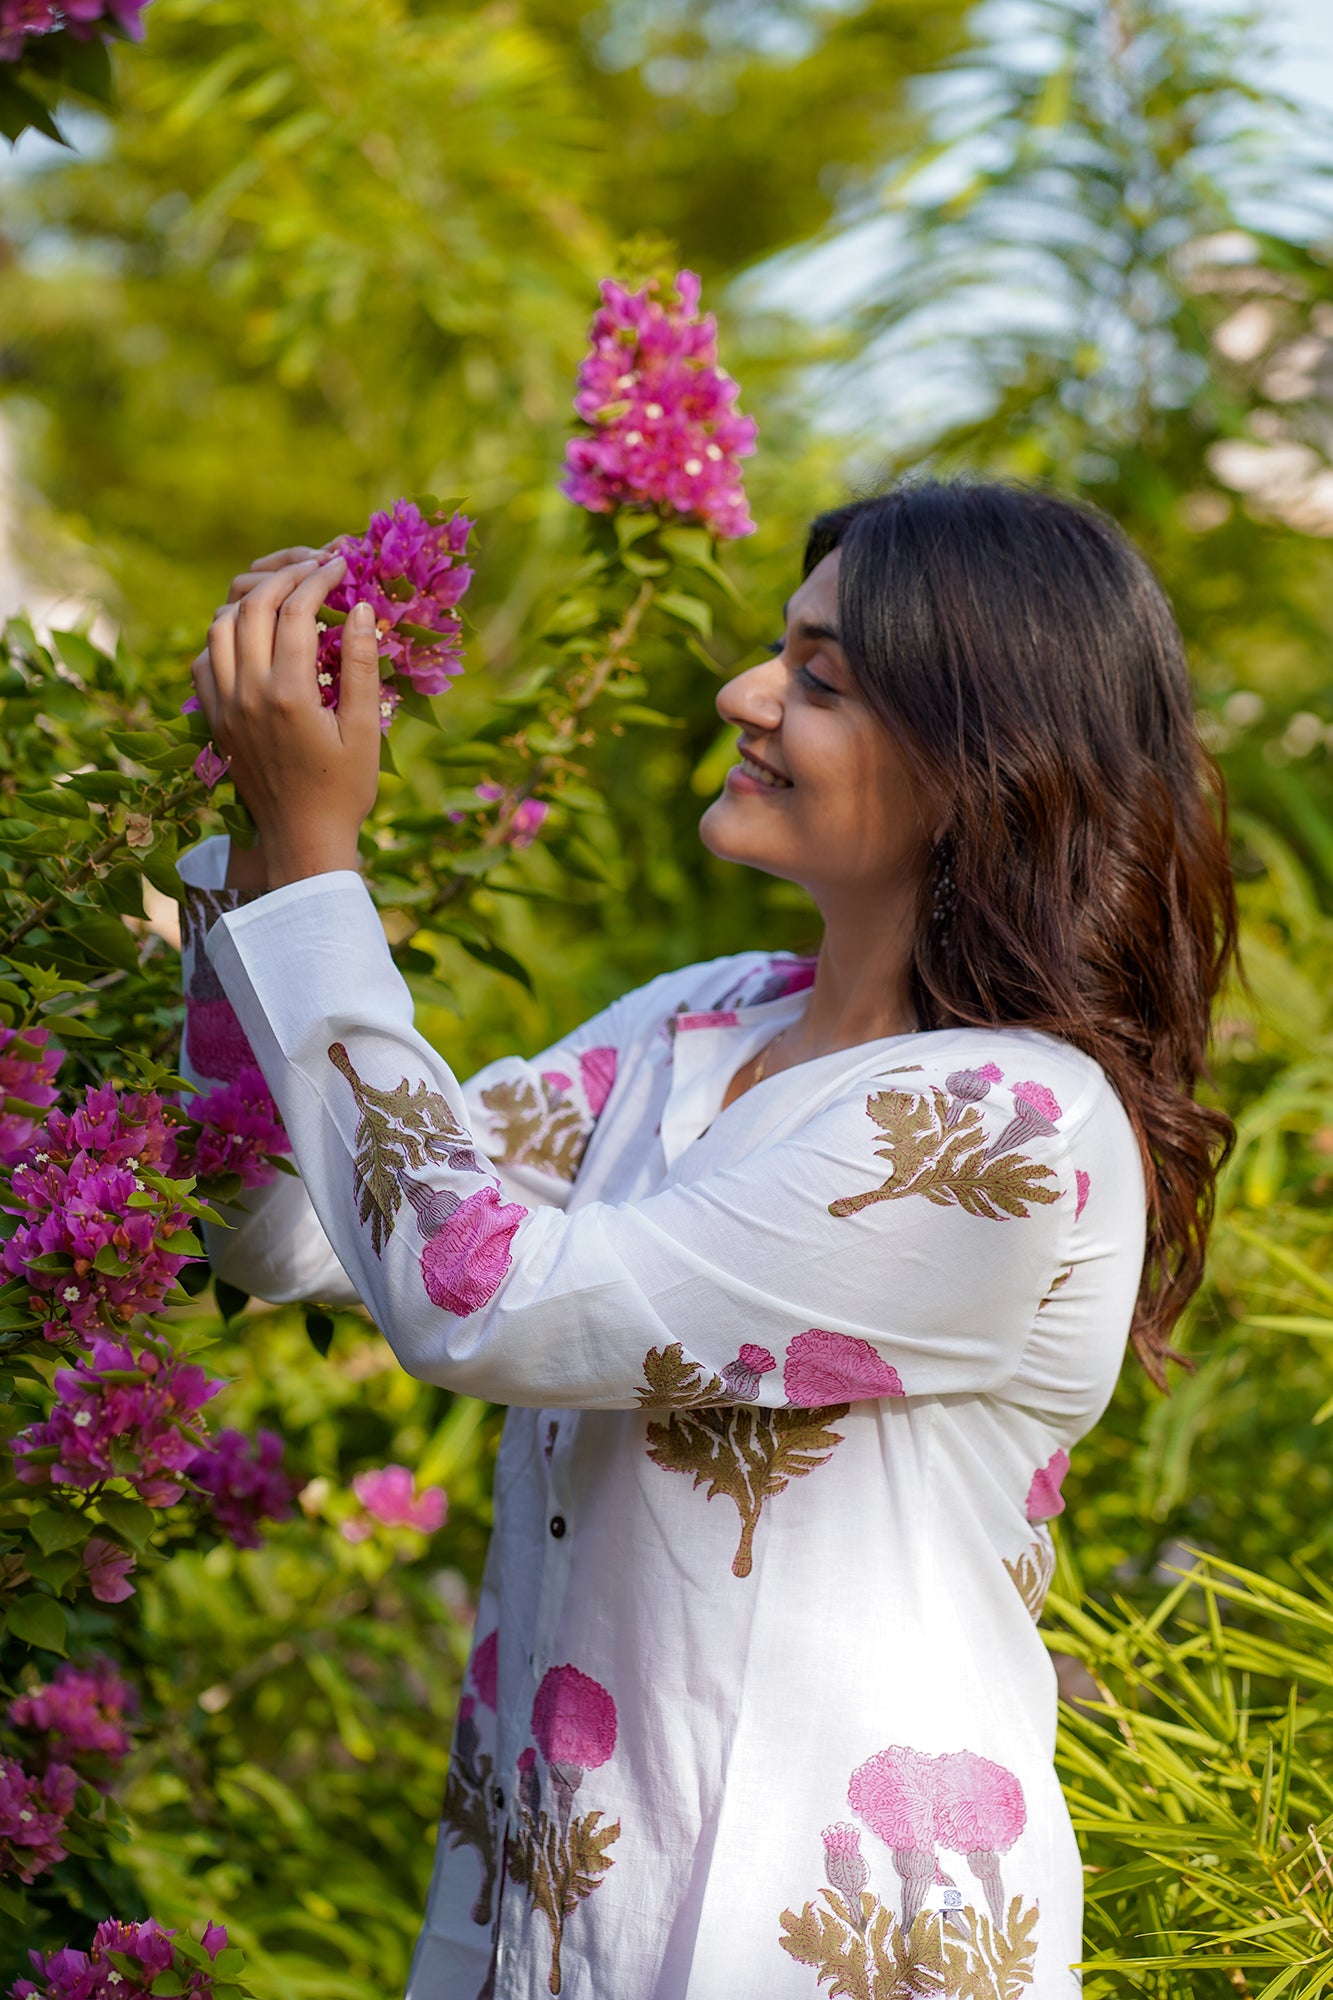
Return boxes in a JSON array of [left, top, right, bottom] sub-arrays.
[[726, 746, 792, 793]]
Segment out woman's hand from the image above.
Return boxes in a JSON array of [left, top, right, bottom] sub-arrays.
[[191, 557, 383, 891]]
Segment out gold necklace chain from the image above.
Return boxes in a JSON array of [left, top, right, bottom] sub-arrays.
[[750, 1025, 790, 1085]]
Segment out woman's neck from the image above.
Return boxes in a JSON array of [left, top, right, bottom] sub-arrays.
[[790, 891, 921, 1060]]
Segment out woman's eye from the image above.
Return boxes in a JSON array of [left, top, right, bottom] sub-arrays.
[[798, 664, 837, 698], [765, 637, 784, 657]]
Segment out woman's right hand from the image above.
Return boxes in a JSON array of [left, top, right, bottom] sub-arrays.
[[202, 544, 337, 894]]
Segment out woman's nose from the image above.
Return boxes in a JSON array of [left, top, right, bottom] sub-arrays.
[[716, 656, 784, 731]]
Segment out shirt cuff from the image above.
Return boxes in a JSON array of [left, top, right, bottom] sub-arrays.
[[205, 871, 412, 1075]]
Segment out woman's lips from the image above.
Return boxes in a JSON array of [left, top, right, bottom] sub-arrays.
[[727, 750, 792, 794]]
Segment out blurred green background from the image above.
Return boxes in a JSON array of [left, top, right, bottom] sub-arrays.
[[4, 0, 1333, 1991]]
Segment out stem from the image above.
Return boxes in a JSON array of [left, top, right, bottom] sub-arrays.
[[398, 578, 656, 944]]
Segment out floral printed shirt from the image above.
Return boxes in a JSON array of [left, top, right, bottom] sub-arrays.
[[180, 838, 1147, 2000]]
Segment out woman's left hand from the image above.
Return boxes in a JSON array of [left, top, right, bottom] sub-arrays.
[[191, 556, 383, 890]]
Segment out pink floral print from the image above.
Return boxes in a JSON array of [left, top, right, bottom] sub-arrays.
[[470, 1629, 498, 1712], [720, 1343, 777, 1401], [847, 1744, 940, 1928], [419, 1185, 526, 1315], [846, 1742, 1028, 1928], [783, 1329, 905, 1406], [676, 1010, 740, 1032], [578, 1046, 618, 1118], [1025, 1449, 1070, 1524], [531, 1664, 618, 1774], [821, 1822, 870, 1926], [512, 1665, 621, 1994], [987, 1079, 1062, 1161], [944, 1061, 1003, 1127], [1075, 1169, 1090, 1218], [933, 1750, 1027, 1922]]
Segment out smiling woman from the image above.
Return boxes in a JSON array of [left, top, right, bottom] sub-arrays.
[[181, 476, 1235, 1999]]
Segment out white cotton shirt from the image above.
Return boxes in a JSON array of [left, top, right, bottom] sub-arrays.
[[179, 837, 1146, 2000]]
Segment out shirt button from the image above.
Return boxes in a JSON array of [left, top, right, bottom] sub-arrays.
[[493, 1786, 505, 1811], [549, 1514, 567, 1539]]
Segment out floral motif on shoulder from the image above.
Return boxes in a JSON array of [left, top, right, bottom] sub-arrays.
[[508, 1664, 620, 1995], [635, 1341, 850, 1579], [830, 1063, 1063, 1223], [708, 952, 818, 1013], [780, 1744, 1039, 1996]]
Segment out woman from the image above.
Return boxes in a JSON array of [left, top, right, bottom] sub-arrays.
[[184, 480, 1235, 1999]]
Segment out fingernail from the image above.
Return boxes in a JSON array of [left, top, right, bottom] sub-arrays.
[[350, 601, 374, 627]]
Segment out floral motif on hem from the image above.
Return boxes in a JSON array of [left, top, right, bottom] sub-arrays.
[[509, 1664, 620, 1995], [636, 1343, 848, 1578], [830, 1079, 1063, 1223], [1004, 1530, 1057, 1623], [440, 1695, 499, 1927], [780, 1745, 1038, 1995]]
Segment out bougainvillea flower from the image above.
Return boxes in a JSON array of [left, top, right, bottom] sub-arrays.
[[0, 1755, 78, 1884], [3, 1152, 196, 1343], [15, 1915, 229, 2000], [190, 1427, 298, 1549], [474, 784, 550, 850], [316, 499, 474, 720], [562, 270, 757, 538], [64, 1, 151, 41], [10, 1657, 136, 1764], [0, 3, 59, 62], [783, 1329, 904, 1405], [340, 1462, 447, 1542], [181, 1064, 290, 1190], [13, 1336, 221, 1505], [82, 1537, 135, 1603], [0, 1024, 63, 1165]]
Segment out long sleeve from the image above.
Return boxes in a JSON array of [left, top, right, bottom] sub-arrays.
[[208, 873, 1094, 1412]]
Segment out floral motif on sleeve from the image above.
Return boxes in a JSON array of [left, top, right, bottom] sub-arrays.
[[780, 1745, 1038, 1995], [509, 1664, 620, 1996], [479, 1044, 618, 1184], [329, 1043, 526, 1311], [783, 1329, 904, 1404], [636, 1343, 848, 1579], [829, 1074, 1063, 1223], [439, 1630, 502, 1928]]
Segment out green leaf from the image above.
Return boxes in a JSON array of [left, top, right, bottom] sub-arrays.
[[214, 1280, 250, 1322], [48, 627, 108, 677], [26, 1548, 82, 1590], [305, 1308, 335, 1358], [449, 933, 533, 992], [36, 1014, 105, 1041], [656, 591, 714, 639], [95, 1495, 155, 1548], [158, 1228, 203, 1257], [6, 1593, 68, 1655], [16, 786, 92, 821], [29, 1507, 89, 1554], [73, 913, 143, 973]]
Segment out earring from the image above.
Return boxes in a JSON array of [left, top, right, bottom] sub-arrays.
[[931, 837, 955, 928]]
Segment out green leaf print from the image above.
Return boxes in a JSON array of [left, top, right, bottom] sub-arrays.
[[779, 1886, 1039, 2000], [439, 1747, 498, 1925], [480, 1072, 590, 1182], [829, 1088, 1060, 1223], [328, 1041, 481, 1255], [638, 1346, 847, 1578]]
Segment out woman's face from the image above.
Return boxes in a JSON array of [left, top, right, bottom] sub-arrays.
[[699, 550, 933, 914]]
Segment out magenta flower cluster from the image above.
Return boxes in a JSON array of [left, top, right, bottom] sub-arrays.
[[2, 1083, 195, 1342], [13, 1917, 228, 2000], [13, 1336, 220, 1505], [10, 1657, 136, 1765], [0, 1024, 63, 1165], [185, 1064, 290, 1189], [0, 1, 148, 64], [0, 1755, 78, 1884], [318, 499, 475, 730], [562, 269, 757, 539], [340, 1462, 447, 1543], [190, 1426, 297, 1549]]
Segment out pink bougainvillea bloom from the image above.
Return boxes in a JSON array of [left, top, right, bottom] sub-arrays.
[[848, 1743, 939, 1929], [578, 1046, 618, 1119], [934, 1748, 1027, 1921], [821, 1821, 870, 1906], [1025, 1447, 1071, 1524], [720, 1343, 777, 1401], [315, 499, 474, 720], [64, 0, 151, 42], [82, 1537, 135, 1603], [13, 1336, 221, 1505], [10, 1657, 136, 1764], [183, 1064, 289, 1190], [342, 1462, 447, 1542], [530, 1664, 618, 1772], [1074, 1169, 1090, 1219], [191, 1427, 297, 1549], [0, 1755, 78, 1883], [474, 784, 550, 850], [471, 1628, 499, 1711], [0, 3, 58, 62], [563, 270, 757, 539], [419, 1184, 526, 1316], [0, 1024, 63, 1165], [783, 1329, 905, 1406], [17, 1913, 228, 2000], [193, 742, 229, 790]]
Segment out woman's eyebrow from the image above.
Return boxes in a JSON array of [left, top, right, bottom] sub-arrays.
[[792, 617, 841, 645]]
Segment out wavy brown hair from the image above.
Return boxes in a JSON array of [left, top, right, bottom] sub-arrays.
[[806, 480, 1237, 1384]]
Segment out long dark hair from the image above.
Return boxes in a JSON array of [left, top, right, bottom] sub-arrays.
[[806, 480, 1236, 1384]]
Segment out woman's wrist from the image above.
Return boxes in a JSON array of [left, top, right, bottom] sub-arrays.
[[263, 835, 362, 890]]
